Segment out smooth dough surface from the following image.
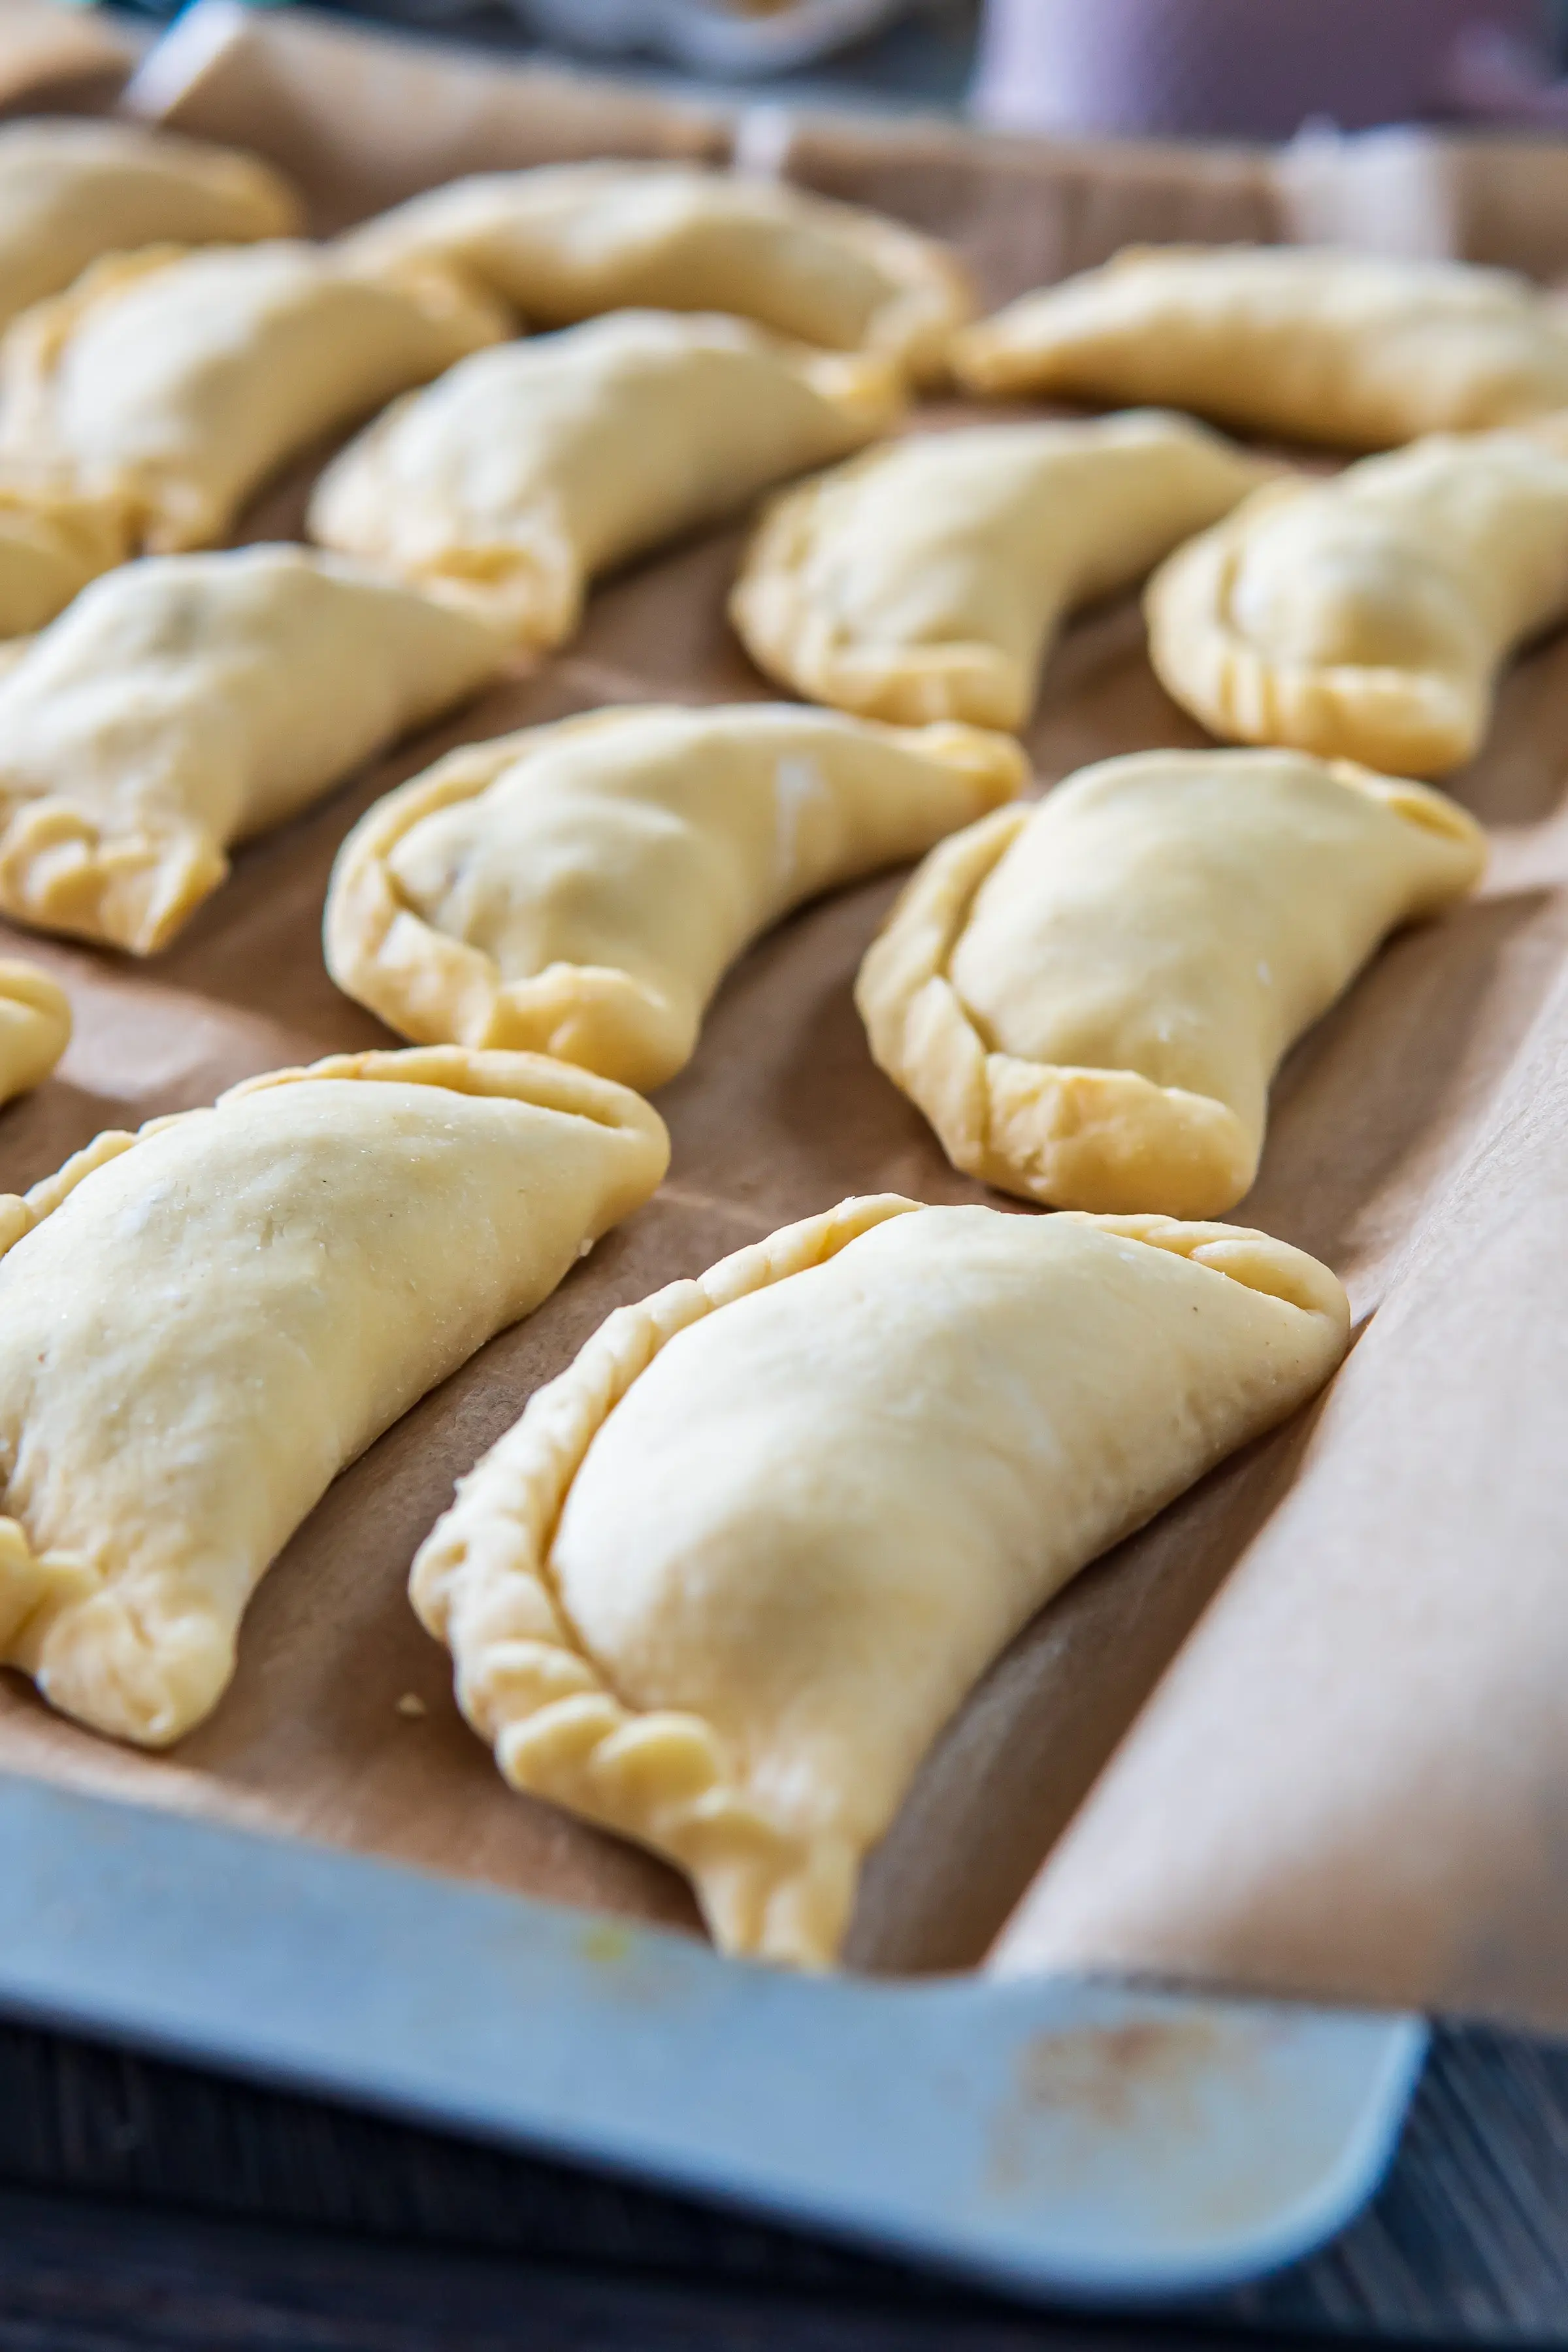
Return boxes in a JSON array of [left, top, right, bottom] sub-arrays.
[[1147, 426, 1568, 777], [0, 1046, 668, 1749], [0, 544, 508, 955], [412, 1196, 1350, 1965], [0, 119, 299, 335], [0, 240, 506, 551], [0, 482, 128, 638], [731, 412, 1273, 733], [857, 749, 1485, 1218], [340, 161, 972, 382], [325, 702, 1025, 1090], [952, 246, 1568, 450], [308, 308, 902, 649], [0, 959, 69, 1103]]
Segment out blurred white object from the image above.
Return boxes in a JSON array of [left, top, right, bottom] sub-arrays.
[[970, 0, 1555, 140], [514, 0, 910, 77]]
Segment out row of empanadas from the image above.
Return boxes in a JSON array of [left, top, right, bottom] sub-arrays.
[[730, 411, 1273, 732], [324, 702, 1024, 1090], [0, 544, 507, 955], [307, 308, 902, 649]]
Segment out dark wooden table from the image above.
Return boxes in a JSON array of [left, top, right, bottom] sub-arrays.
[[0, 2016, 1563, 2349]]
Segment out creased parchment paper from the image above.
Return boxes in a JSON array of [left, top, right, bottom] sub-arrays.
[[0, 7, 1558, 2009]]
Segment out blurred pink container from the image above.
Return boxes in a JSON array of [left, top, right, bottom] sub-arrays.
[[970, 0, 1554, 140]]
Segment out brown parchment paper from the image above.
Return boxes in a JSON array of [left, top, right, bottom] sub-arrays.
[[0, 0, 135, 117], [0, 6, 1563, 2004]]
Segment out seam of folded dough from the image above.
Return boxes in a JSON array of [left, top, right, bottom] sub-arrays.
[[855, 758, 1486, 1218], [0, 1045, 669, 1746], [1147, 431, 1568, 777], [0, 956, 69, 1108], [410, 1196, 1348, 1965], [323, 704, 1027, 1090], [730, 414, 1275, 733]]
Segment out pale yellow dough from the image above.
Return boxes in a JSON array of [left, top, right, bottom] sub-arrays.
[[0, 241, 506, 552], [412, 1196, 1350, 1966], [339, 162, 972, 383], [0, 119, 299, 336], [0, 1046, 668, 1749], [325, 702, 1024, 1091], [0, 960, 69, 1103], [857, 750, 1485, 1218], [0, 544, 508, 955], [307, 309, 902, 650], [0, 482, 129, 638], [953, 246, 1568, 450], [730, 412, 1274, 734], [1147, 427, 1568, 778]]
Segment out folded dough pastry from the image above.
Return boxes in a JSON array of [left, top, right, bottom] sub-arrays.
[[857, 749, 1485, 1218], [308, 309, 902, 649], [952, 245, 1568, 449], [0, 1046, 668, 1748], [325, 702, 1024, 1090], [731, 412, 1274, 733], [0, 960, 69, 1104], [0, 480, 129, 638], [1147, 427, 1568, 777], [0, 118, 299, 335], [0, 241, 506, 552], [412, 1196, 1350, 1965], [0, 543, 508, 955], [340, 162, 972, 383]]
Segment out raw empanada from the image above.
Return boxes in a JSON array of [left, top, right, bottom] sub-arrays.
[[412, 1196, 1350, 1966], [0, 119, 299, 335], [0, 960, 69, 1103], [1147, 427, 1568, 777], [0, 1045, 668, 1748], [952, 245, 1568, 450], [0, 544, 508, 955], [0, 241, 506, 552], [0, 480, 128, 638], [338, 161, 972, 382], [307, 309, 902, 650], [730, 412, 1274, 733], [857, 749, 1484, 1218], [325, 702, 1024, 1091]]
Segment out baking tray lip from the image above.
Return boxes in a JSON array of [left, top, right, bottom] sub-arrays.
[[0, 1766, 1425, 2304]]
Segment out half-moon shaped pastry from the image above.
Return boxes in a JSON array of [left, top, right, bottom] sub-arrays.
[[0, 960, 69, 1104], [0, 544, 508, 955], [325, 702, 1024, 1091], [339, 161, 972, 384], [0, 118, 299, 335], [412, 1195, 1350, 1966], [1147, 427, 1568, 778], [857, 749, 1485, 1218], [730, 412, 1274, 733], [0, 240, 506, 551], [307, 309, 902, 650], [0, 480, 129, 638], [952, 246, 1568, 450], [0, 1045, 668, 1748]]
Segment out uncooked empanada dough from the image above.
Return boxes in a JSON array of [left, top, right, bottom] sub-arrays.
[[857, 749, 1485, 1218], [307, 309, 902, 649], [1147, 427, 1568, 777], [953, 246, 1568, 450], [325, 702, 1025, 1090], [0, 960, 69, 1103], [0, 543, 508, 955], [730, 412, 1274, 733], [0, 118, 299, 335], [0, 481, 128, 638], [412, 1196, 1350, 1965], [0, 241, 505, 551], [340, 161, 972, 382], [0, 1045, 668, 1748]]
